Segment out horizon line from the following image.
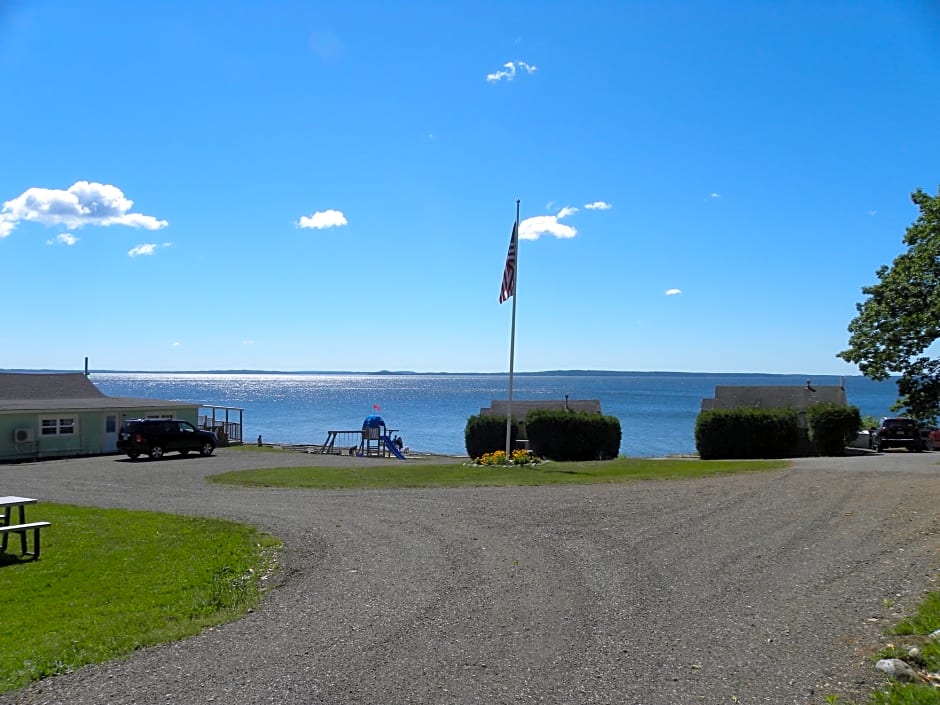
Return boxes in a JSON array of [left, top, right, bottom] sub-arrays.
[[1, 367, 869, 378]]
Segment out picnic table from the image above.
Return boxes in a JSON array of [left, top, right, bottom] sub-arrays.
[[0, 496, 51, 560]]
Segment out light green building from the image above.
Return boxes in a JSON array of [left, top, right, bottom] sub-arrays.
[[0, 372, 201, 463]]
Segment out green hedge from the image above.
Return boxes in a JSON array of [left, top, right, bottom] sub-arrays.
[[525, 409, 622, 461], [806, 403, 861, 456], [695, 407, 800, 459], [464, 414, 517, 459]]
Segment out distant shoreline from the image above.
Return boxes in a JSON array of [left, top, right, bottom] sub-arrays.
[[3, 368, 873, 378]]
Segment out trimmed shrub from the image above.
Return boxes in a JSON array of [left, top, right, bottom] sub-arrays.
[[695, 407, 800, 459], [464, 415, 517, 459], [807, 403, 861, 456], [524, 409, 622, 461]]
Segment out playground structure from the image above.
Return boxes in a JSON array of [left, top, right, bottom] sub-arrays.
[[317, 414, 406, 460]]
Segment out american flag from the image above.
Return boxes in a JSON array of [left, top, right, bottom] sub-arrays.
[[499, 221, 518, 304]]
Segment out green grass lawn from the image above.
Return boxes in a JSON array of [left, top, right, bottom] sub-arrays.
[[208, 456, 791, 489], [0, 504, 279, 695]]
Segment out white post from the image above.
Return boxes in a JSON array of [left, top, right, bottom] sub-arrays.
[[505, 200, 520, 460]]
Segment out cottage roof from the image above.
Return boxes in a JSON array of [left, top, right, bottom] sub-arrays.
[[0, 372, 104, 400], [701, 385, 847, 411], [0, 372, 196, 413], [481, 399, 602, 417]]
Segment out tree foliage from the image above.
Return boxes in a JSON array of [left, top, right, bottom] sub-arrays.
[[838, 187, 940, 420]]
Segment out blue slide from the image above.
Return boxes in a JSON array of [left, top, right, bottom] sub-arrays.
[[381, 435, 407, 460]]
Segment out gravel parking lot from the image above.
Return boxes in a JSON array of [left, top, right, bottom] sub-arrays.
[[0, 449, 938, 704]]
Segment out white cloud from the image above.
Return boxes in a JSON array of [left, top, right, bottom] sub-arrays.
[[707, 192, 721, 200], [515, 200, 611, 240], [172, 341, 182, 348], [128, 244, 156, 257], [0, 181, 168, 238], [520, 208, 578, 241], [665, 288, 682, 296], [298, 209, 348, 230], [48, 232, 79, 246], [128, 242, 172, 258], [486, 60, 537, 82]]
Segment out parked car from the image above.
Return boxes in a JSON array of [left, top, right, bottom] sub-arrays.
[[873, 417, 921, 452], [925, 426, 940, 451], [117, 418, 217, 460]]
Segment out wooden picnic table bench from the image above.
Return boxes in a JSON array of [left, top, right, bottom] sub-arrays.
[[0, 496, 51, 560]]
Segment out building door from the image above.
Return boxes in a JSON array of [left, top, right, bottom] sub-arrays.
[[103, 414, 118, 453]]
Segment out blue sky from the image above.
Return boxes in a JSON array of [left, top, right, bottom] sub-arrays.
[[2, 1, 938, 374]]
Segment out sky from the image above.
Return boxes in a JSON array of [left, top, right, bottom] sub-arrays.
[[1, 1, 939, 374]]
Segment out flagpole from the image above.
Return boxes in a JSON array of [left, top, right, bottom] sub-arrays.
[[505, 199, 520, 459]]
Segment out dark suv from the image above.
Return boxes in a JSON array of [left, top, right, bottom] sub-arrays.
[[874, 417, 921, 453], [117, 419, 217, 460]]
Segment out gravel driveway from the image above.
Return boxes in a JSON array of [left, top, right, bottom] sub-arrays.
[[0, 450, 938, 704]]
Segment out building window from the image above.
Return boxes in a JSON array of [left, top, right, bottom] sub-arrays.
[[40, 417, 77, 436]]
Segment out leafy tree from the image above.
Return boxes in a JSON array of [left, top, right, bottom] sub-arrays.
[[838, 187, 940, 421]]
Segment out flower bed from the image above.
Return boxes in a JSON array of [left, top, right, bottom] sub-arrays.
[[473, 449, 540, 466]]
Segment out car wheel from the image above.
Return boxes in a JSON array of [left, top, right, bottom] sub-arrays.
[[148, 445, 165, 460], [199, 442, 215, 457], [127, 452, 140, 459]]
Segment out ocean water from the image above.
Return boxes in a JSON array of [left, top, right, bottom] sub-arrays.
[[90, 372, 902, 458]]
